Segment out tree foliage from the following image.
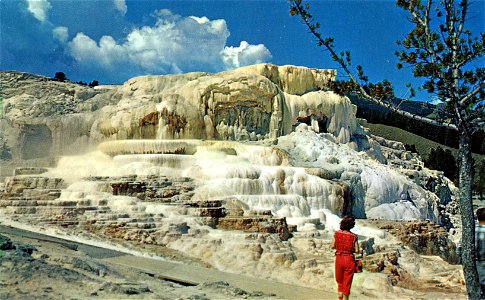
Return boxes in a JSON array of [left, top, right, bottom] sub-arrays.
[[54, 72, 67, 82], [404, 143, 418, 154], [424, 146, 458, 182], [88, 80, 99, 88], [289, 0, 484, 298], [395, 0, 485, 128], [352, 95, 485, 155], [75, 80, 99, 87]]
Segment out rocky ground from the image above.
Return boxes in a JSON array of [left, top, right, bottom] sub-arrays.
[[0, 219, 468, 300], [0, 231, 282, 300]]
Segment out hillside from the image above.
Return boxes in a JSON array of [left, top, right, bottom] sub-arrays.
[[366, 123, 485, 161], [350, 95, 485, 155], [366, 123, 485, 190]]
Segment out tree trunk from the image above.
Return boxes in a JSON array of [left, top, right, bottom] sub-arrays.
[[458, 126, 482, 299]]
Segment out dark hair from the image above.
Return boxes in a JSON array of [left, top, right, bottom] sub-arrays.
[[340, 215, 355, 231], [477, 208, 485, 222]]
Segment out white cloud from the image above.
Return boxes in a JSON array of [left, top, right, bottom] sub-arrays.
[[26, 0, 52, 22], [113, 0, 127, 15], [53, 26, 69, 43], [430, 97, 444, 105], [69, 33, 127, 68], [67, 10, 272, 77], [221, 41, 272, 69], [190, 16, 210, 24]]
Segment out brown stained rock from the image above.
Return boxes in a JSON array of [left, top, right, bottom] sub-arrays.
[[109, 176, 195, 203], [363, 259, 385, 272], [397, 221, 457, 264], [365, 220, 459, 264], [1, 176, 65, 218], [384, 265, 400, 285], [288, 224, 298, 233], [362, 249, 402, 286], [191, 207, 225, 218], [243, 209, 272, 217], [184, 200, 223, 208], [13, 167, 49, 176], [159, 107, 187, 137], [340, 183, 352, 217], [223, 199, 248, 217], [217, 216, 292, 241], [111, 182, 146, 196], [160, 188, 178, 198], [139, 112, 158, 127], [102, 225, 128, 240], [217, 217, 264, 232], [387, 252, 399, 265], [2, 176, 65, 195]]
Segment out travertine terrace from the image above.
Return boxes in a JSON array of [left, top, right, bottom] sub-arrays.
[[0, 64, 465, 298]]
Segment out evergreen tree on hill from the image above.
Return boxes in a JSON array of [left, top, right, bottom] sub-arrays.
[[424, 147, 458, 182], [54, 72, 67, 82]]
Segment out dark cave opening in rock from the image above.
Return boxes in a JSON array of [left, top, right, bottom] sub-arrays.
[[293, 114, 328, 133]]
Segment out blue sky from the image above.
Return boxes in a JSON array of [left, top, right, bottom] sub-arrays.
[[1, 0, 484, 101]]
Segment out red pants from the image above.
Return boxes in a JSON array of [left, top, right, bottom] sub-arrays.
[[335, 255, 355, 295]]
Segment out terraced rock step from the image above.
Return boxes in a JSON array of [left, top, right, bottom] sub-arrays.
[[2, 176, 65, 193], [0, 172, 294, 250], [98, 140, 199, 156], [13, 167, 49, 175], [217, 216, 293, 241], [109, 175, 195, 203], [183, 200, 223, 208]]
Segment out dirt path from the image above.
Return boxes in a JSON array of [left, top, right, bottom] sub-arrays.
[[0, 224, 336, 299], [104, 255, 335, 300]]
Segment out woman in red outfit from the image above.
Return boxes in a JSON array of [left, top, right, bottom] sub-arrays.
[[331, 215, 360, 300]]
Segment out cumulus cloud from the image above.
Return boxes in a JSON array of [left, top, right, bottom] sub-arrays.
[[52, 26, 69, 43], [26, 0, 52, 22], [69, 33, 127, 68], [113, 0, 127, 15], [222, 41, 272, 69], [67, 10, 271, 77]]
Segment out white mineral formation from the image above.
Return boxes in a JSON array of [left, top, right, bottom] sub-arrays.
[[89, 64, 358, 143], [0, 65, 463, 298], [0, 63, 456, 226], [1, 64, 359, 157]]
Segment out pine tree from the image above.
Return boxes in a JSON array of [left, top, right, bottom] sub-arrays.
[[54, 72, 67, 82], [425, 147, 458, 182]]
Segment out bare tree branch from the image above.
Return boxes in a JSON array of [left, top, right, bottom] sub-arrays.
[[457, 0, 468, 39], [290, 0, 457, 130], [460, 79, 485, 106]]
